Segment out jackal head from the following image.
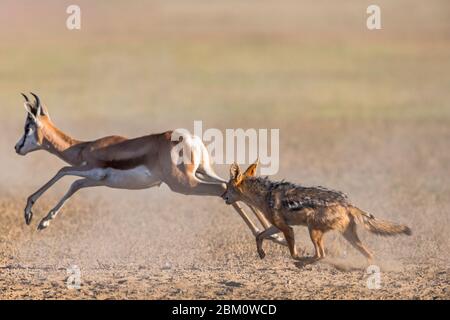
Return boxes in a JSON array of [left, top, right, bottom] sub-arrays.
[[222, 160, 259, 205], [15, 92, 50, 155]]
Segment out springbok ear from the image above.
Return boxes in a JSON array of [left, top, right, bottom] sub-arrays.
[[40, 103, 49, 117], [230, 163, 242, 181], [24, 102, 37, 122], [243, 158, 259, 177]]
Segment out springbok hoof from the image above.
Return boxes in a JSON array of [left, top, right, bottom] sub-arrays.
[[37, 219, 50, 230], [24, 208, 33, 225]]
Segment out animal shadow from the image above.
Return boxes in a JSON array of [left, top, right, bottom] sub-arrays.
[[293, 256, 319, 268], [294, 256, 366, 272]]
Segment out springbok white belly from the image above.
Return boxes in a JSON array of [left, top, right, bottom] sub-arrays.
[[101, 165, 161, 189]]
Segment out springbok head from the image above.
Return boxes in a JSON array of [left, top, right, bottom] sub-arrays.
[[15, 92, 50, 155]]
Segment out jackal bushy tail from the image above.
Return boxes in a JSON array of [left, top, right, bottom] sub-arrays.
[[351, 207, 412, 236]]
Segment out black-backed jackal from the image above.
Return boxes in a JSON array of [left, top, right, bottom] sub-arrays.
[[222, 161, 412, 261]]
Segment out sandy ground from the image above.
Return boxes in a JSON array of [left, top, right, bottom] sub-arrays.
[[0, 121, 449, 299]]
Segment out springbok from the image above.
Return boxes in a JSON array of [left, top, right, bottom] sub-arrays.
[[15, 93, 285, 246]]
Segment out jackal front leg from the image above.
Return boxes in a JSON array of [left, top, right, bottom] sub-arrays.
[[248, 205, 286, 247], [256, 226, 280, 259], [273, 213, 300, 260]]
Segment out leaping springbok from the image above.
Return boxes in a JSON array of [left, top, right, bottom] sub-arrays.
[[15, 93, 286, 246]]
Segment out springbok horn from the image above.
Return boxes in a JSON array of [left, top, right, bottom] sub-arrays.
[[30, 92, 43, 115], [30, 92, 40, 107], [21, 93, 29, 102]]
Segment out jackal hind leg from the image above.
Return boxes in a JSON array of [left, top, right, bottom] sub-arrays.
[[318, 233, 326, 258], [308, 227, 325, 260], [342, 221, 374, 262]]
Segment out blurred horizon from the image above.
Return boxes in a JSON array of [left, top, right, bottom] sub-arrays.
[[1, 1, 449, 130]]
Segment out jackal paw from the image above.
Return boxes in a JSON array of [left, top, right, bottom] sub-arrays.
[[258, 249, 266, 259], [292, 254, 302, 260], [312, 254, 323, 261]]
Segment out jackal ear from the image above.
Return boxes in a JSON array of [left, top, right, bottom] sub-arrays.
[[230, 163, 242, 181], [243, 159, 259, 177]]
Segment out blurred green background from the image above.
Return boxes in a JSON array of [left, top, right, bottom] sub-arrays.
[[1, 0, 449, 128]]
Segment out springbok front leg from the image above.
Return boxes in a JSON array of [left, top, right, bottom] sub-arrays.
[[24, 166, 104, 224], [231, 202, 260, 236], [37, 178, 103, 230]]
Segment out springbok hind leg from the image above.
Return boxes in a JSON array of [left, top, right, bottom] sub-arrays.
[[172, 172, 275, 243], [190, 154, 287, 246], [231, 203, 287, 247], [231, 202, 260, 236], [247, 205, 286, 246], [195, 170, 286, 246], [37, 178, 102, 230]]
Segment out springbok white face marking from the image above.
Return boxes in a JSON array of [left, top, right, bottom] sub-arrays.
[[15, 93, 45, 155], [15, 115, 41, 155]]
